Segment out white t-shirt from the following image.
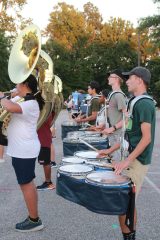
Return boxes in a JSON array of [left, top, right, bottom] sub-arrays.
[[7, 98, 40, 158]]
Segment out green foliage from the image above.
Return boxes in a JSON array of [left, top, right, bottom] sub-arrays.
[[43, 37, 138, 98], [0, 32, 13, 91], [147, 58, 160, 107]]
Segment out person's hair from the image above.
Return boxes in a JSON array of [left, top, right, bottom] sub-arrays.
[[23, 74, 45, 110], [89, 81, 100, 93], [101, 89, 109, 98]]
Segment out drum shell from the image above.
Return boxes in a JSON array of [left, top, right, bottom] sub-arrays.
[[61, 121, 81, 139]]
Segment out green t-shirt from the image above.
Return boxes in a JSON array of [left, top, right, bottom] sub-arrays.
[[126, 98, 155, 165], [87, 98, 100, 125]]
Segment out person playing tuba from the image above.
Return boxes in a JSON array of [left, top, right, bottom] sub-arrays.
[[0, 24, 46, 232]]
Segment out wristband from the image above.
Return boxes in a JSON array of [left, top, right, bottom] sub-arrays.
[[113, 125, 117, 131]]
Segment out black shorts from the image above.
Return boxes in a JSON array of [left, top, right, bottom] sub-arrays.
[[12, 157, 36, 185], [38, 147, 51, 165]]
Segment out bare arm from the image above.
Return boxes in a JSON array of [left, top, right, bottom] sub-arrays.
[[1, 99, 22, 113], [76, 111, 98, 123], [97, 143, 120, 157]]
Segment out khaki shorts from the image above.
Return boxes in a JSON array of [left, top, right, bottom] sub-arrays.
[[123, 159, 149, 197]]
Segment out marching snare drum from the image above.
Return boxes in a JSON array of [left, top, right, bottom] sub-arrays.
[[83, 170, 132, 215], [63, 137, 108, 156], [62, 156, 86, 165], [61, 121, 81, 139], [58, 164, 93, 179]]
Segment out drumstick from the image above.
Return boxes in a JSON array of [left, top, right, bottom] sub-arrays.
[[78, 138, 98, 152], [103, 162, 114, 168]]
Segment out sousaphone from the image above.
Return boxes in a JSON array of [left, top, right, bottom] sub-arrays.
[[0, 24, 62, 146]]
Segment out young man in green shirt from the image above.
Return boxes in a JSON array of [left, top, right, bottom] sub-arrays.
[[114, 67, 155, 240], [98, 66, 156, 240]]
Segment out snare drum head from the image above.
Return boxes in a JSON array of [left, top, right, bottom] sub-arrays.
[[86, 171, 131, 186], [83, 136, 106, 143], [59, 164, 93, 175], [75, 151, 98, 159], [62, 157, 86, 164], [84, 131, 100, 137], [62, 121, 79, 126]]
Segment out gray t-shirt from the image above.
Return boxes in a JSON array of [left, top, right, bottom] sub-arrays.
[[108, 92, 126, 127]]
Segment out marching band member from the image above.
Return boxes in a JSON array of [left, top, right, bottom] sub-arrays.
[[99, 69, 127, 161], [75, 81, 100, 125], [37, 112, 56, 191], [0, 74, 44, 232], [88, 89, 109, 131], [98, 67, 156, 240]]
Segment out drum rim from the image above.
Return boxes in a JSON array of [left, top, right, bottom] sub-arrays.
[[58, 164, 93, 176], [85, 160, 112, 168]]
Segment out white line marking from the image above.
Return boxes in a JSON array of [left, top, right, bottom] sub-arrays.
[[145, 176, 160, 195]]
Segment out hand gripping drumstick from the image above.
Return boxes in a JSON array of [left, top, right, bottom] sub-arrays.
[[78, 138, 98, 152]]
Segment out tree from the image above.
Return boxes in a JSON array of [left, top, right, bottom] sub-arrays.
[[82, 2, 103, 41], [146, 58, 160, 107], [0, 0, 32, 34], [45, 2, 88, 49], [138, 0, 160, 52], [0, 31, 13, 90]]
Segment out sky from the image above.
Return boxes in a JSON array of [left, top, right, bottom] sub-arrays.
[[22, 0, 158, 30]]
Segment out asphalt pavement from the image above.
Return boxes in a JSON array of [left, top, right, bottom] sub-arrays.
[[0, 109, 160, 240]]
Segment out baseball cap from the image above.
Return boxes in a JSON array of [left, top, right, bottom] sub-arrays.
[[122, 67, 151, 84], [108, 69, 125, 80]]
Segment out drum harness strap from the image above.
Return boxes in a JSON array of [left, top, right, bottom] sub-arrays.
[[125, 95, 153, 153], [124, 95, 153, 234]]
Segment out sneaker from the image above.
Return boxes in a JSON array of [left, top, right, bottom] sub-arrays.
[[0, 159, 5, 163], [15, 217, 44, 232], [50, 161, 57, 168], [37, 181, 56, 191]]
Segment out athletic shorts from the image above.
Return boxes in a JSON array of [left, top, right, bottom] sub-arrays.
[[124, 159, 149, 198], [12, 157, 36, 185], [38, 147, 51, 165]]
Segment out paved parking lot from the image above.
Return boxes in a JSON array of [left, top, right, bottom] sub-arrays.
[[0, 109, 160, 240]]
